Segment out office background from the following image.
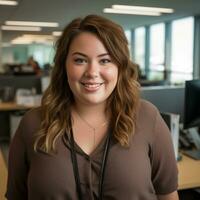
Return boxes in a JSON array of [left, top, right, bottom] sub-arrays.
[[0, 1, 200, 200], [0, 0, 200, 85]]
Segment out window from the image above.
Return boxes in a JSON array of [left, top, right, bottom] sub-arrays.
[[149, 23, 165, 80], [134, 27, 145, 72], [125, 30, 132, 57], [171, 17, 194, 83]]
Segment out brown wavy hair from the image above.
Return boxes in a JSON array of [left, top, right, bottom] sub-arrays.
[[34, 14, 140, 153]]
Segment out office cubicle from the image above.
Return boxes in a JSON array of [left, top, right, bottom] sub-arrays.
[[141, 85, 185, 121], [0, 75, 42, 97], [0, 75, 42, 141]]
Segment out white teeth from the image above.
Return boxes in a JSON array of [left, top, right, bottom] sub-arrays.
[[83, 83, 101, 88]]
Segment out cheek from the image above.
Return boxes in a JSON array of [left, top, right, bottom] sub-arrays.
[[103, 67, 118, 83], [67, 71, 78, 82], [66, 65, 82, 82]]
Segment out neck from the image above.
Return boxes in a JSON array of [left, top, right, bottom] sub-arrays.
[[74, 102, 107, 116], [72, 103, 109, 125]]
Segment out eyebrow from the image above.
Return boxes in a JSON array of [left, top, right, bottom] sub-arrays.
[[72, 52, 110, 57]]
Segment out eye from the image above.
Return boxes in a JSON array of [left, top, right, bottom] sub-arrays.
[[74, 58, 87, 64], [99, 58, 111, 64]]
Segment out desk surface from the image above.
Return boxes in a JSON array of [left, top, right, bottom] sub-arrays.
[[0, 149, 7, 200], [178, 154, 200, 190], [0, 102, 34, 111]]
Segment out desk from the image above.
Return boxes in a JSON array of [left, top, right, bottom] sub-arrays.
[[178, 154, 200, 190], [0, 149, 7, 200], [0, 102, 33, 111], [0, 102, 34, 141]]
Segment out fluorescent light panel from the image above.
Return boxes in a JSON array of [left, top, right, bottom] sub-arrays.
[[0, 0, 18, 6], [2, 43, 11, 47], [112, 5, 174, 13], [52, 31, 62, 36], [103, 8, 161, 16], [5, 21, 59, 27], [23, 34, 53, 38], [1, 25, 41, 31], [11, 34, 55, 44]]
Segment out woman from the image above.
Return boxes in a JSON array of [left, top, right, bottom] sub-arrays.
[[6, 15, 179, 200]]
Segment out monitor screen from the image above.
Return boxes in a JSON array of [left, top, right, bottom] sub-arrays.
[[184, 79, 200, 129]]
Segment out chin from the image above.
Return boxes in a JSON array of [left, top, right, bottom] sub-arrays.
[[81, 97, 107, 106]]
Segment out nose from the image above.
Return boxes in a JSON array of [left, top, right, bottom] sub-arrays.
[[84, 61, 99, 78]]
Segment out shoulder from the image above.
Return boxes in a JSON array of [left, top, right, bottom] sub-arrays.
[[18, 107, 42, 139], [10, 107, 43, 153], [21, 107, 42, 128], [23, 106, 42, 120], [135, 99, 160, 137], [137, 99, 159, 120]]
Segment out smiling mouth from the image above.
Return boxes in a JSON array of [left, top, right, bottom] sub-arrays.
[[82, 83, 103, 87], [81, 82, 104, 90]]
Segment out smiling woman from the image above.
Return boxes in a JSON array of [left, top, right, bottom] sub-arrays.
[[66, 32, 118, 107], [6, 15, 179, 200]]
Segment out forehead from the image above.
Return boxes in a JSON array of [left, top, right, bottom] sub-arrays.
[[68, 32, 108, 55]]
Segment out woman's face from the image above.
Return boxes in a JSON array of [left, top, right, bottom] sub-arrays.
[[66, 32, 118, 107]]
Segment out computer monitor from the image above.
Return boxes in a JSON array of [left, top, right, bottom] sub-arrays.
[[184, 79, 200, 129], [183, 79, 200, 160]]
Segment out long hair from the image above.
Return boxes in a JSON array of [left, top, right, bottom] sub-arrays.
[[34, 14, 140, 153]]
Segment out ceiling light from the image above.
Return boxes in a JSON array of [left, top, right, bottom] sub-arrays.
[[0, 0, 18, 6], [103, 8, 161, 16], [11, 34, 55, 45], [2, 43, 11, 47], [5, 21, 59, 27], [23, 34, 53, 38], [11, 40, 33, 45], [112, 5, 174, 13], [1, 25, 41, 31], [52, 31, 62, 36]]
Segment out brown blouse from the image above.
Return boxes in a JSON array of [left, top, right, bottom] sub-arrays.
[[6, 100, 178, 200]]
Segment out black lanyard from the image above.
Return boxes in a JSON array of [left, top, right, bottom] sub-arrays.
[[69, 129, 111, 200]]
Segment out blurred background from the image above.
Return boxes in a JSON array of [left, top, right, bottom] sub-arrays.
[[0, 0, 200, 84]]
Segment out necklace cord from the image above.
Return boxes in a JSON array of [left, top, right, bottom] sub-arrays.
[[69, 129, 110, 200], [70, 130, 83, 200], [74, 110, 108, 148], [98, 132, 111, 200], [74, 109, 107, 130]]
